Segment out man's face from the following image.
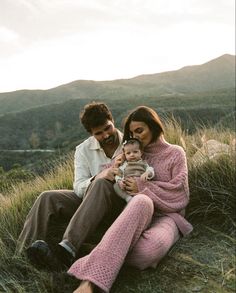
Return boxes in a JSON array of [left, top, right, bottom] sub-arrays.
[[90, 120, 117, 146]]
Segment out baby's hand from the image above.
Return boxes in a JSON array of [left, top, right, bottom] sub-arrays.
[[96, 167, 119, 181], [118, 180, 125, 190], [140, 173, 148, 181]]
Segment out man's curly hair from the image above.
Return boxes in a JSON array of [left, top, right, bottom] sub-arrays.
[[80, 102, 114, 133]]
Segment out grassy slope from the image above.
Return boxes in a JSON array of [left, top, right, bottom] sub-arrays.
[[0, 124, 235, 293]]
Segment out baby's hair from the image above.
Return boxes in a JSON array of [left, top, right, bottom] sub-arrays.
[[122, 138, 143, 151]]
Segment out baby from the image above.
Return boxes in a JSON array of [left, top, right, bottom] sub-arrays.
[[114, 138, 154, 203]]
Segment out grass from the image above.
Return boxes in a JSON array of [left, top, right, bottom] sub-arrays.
[[0, 122, 235, 293], [112, 225, 235, 293]]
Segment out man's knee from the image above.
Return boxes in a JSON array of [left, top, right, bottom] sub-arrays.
[[86, 178, 114, 199], [37, 190, 58, 206], [93, 178, 113, 188]]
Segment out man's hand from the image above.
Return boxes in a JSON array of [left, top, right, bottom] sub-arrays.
[[113, 153, 125, 168], [95, 167, 119, 181]]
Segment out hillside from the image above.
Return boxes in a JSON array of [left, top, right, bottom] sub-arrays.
[[0, 54, 235, 174], [0, 88, 234, 150], [0, 86, 235, 173], [132, 54, 235, 92], [0, 124, 235, 292], [0, 54, 235, 115]]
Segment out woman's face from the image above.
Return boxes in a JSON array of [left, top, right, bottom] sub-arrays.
[[129, 121, 153, 148]]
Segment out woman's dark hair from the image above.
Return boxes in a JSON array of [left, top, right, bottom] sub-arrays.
[[80, 102, 114, 133], [123, 106, 164, 143]]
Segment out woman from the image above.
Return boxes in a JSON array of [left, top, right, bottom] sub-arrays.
[[68, 106, 193, 293]]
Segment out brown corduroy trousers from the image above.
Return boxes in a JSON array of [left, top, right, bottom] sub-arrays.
[[18, 178, 125, 254]]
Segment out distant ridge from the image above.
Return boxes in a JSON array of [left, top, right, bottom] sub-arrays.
[[131, 54, 235, 92], [0, 54, 235, 115]]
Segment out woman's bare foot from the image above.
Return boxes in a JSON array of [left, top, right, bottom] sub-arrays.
[[73, 280, 94, 293]]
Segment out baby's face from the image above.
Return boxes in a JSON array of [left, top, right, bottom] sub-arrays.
[[124, 143, 142, 162]]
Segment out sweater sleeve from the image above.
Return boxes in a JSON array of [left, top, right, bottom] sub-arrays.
[[146, 166, 155, 179], [136, 148, 189, 213]]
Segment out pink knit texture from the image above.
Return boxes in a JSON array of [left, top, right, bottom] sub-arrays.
[[68, 137, 193, 292], [68, 194, 154, 292], [136, 136, 193, 235]]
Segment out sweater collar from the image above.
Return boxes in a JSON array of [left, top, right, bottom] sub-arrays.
[[144, 135, 170, 154]]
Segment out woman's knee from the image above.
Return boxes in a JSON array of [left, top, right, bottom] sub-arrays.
[[130, 194, 154, 215]]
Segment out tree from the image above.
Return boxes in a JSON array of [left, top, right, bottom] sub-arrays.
[[29, 132, 40, 149]]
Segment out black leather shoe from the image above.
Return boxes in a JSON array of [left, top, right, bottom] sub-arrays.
[[77, 242, 96, 258], [55, 244, 75, 268], [26, 240, 60, 270]]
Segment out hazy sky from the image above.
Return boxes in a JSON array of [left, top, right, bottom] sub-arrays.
[[0, 0, 235, 93]]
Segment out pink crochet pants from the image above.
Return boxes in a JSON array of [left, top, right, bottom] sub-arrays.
[[68, 194, 180, 292]]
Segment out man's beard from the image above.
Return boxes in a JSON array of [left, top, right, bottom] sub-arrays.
[[101, 133, 116, 146]]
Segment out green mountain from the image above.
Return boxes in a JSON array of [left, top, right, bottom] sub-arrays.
[[0, 54, 235, 173], [0, 54, 235, 115], [0, 87, 234, 151], [132, 54, 235, 92]]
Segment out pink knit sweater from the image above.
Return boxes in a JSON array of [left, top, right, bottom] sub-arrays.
[[137, 135, 193, 235]]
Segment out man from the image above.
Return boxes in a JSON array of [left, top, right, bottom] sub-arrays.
[[18, 102, 125, 269]]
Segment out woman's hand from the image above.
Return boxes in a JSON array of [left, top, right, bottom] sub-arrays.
[[95, 167, 119, 181], [118, 179, 125, 190], [124, 177, 138, 194]]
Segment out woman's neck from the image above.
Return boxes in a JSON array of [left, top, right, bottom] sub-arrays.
[[144, 135, 168, 153]]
